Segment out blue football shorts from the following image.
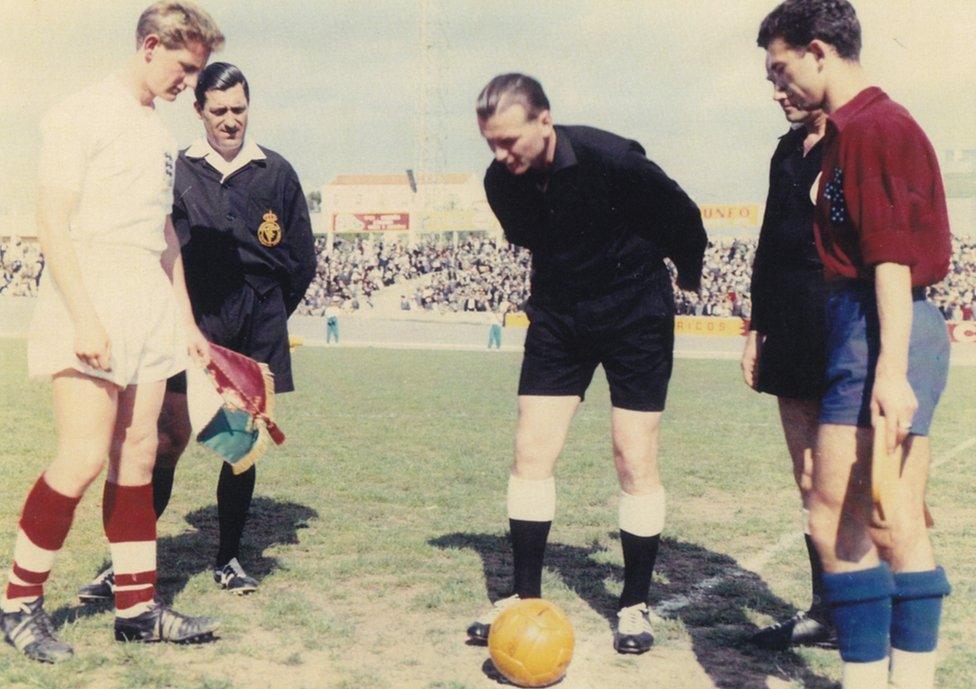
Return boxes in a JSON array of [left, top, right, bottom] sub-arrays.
[[819, 282, 949, 436]]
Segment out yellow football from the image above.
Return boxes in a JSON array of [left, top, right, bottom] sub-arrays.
[[487, 598, 574, 687]]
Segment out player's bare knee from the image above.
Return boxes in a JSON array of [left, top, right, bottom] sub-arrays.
[[512, 448, 556, 480], [613, 435, 656, 460], [67, 456, 107, 486], [616, 471, 660, 495], [512, 456, 555, 480], [514, 433, 559, 474], [613, 449, 659, 492], [117, 427, 160, 475], [49, 451, 107, 492], [874, 504, 927, 552]]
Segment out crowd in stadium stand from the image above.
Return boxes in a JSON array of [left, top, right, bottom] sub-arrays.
[[929, 237, 976, 321], [0, 236, 44, 297], [304, 235, 976, 320], [299, 235, 530, 316], [4, 234, 976, 322], [673, 239, 754, 318]]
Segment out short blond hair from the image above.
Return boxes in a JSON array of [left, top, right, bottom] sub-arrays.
[[136, 2, 224, 51]]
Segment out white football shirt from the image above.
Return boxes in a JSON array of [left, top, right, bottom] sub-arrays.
[[38, 73, 177, 254]]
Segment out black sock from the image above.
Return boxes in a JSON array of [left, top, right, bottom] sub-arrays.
[[152, 466, 176, 519], [215, 463, 256, 567], [619, 531, 661, 609], [804, 534, 827, 616], [510, 519, 550, 598]]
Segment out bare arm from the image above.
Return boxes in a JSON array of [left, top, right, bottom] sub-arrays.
[[162, 215, 209, 365], [871, 262, 916, 452], [36, 185, 111, 371], [740, 329, 763, 390]]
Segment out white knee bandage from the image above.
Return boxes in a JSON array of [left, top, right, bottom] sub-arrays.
[[507, 474, 556, 522], [889, 648, 937, 689], [619, 486, 666, 537], [841, 658, 889, 689]]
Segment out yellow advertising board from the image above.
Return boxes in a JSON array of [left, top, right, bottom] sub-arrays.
[[699, 204, 759, 229], [505, 313, 748, 336], [674, 316, 748, 336]]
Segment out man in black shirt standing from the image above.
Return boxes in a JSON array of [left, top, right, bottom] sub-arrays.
[[741, 74, 833, 650], [466, 73, 706, 654], [79, 62, 316, 600]]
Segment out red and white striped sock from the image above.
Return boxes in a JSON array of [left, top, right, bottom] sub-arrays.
[[103, 482, 157, 618], [2, 475, 81, 612]]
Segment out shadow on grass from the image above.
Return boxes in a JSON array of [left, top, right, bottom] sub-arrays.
[[430, 532, 838, 689], [52, 497, 317, 626]]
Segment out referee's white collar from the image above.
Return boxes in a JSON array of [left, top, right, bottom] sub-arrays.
[[185, 138, 266, 164]]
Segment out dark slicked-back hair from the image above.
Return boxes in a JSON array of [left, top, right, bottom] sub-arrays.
[[194, 62, 250, 105], [476, 73, 550, 120], [757, 0, 861, 61]]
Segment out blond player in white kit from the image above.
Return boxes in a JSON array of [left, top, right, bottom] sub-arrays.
[[0, 2, 225, 664]]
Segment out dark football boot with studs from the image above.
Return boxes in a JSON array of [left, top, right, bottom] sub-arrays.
[[114, 601, 218, 644], [213, 558, 258, 595], [77, 566, 114, 602], [750, 609, 837, 650], [466, 594, 520, 643], [1, 597, 74, 663], [614, 603, 654, 654]]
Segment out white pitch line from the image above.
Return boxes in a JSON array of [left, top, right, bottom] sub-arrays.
[[652, 434, 976, 616], [739, 530, 802, 574], [653, 531, 800, 616], [932, 436, 976, 469]]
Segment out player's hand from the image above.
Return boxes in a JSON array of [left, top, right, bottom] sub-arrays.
[[740, 330, 762, 390], [186, 324, 211, 367], [74, 318, 112, 372], [870, 365, 917, 454]]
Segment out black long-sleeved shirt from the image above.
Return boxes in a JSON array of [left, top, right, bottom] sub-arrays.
[[173, 145, 316, 316], [750, 127, 824, 332], [484, 125, 707, 308]]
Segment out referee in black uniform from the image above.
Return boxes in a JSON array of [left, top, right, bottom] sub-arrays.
[[741, 77, 834, 649], [466, 73, 706, 654], [80, 62, 316, 599]]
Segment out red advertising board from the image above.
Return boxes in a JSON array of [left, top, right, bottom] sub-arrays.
[[947, 321, 976, 343], [332, 213, 410, 233]]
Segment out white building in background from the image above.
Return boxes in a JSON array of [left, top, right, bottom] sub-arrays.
[[943, 149, 976, 237], [316, 149, 975, 248], [319, 172, 501, 250]]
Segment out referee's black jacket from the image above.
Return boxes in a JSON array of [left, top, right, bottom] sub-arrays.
[[173, 146, 316, 316], [484, 125, 707, 308], [749, 126, 824, 334]]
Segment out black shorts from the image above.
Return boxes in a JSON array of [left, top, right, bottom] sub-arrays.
[[518, 274, 674, 412], [756, 269, 827, 400], [167, 283, 294, 395]]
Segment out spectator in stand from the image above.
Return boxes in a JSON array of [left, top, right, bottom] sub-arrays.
[[11, 232, 976, 320], [0, 236, 46, 297]]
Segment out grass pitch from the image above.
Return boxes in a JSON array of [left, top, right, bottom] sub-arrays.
[[0, 339, 973, 689]]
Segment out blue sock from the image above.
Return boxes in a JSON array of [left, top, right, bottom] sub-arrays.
[[891, 567, 951, 653], [822, 563, 895, 663]]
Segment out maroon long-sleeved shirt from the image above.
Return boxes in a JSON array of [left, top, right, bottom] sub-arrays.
[[814, 87, 951, 288]]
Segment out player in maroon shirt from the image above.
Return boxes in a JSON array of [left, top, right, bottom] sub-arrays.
[[758, 2, 951, 689]]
